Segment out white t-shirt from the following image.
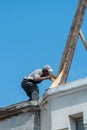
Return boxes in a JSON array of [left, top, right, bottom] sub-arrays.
[[24, 69, 43, 80]]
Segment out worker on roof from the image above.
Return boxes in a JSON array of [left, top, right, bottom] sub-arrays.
[[21, 65, 53, 101]]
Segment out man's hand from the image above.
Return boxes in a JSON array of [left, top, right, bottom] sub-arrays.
[[49, 74, 56, 81]]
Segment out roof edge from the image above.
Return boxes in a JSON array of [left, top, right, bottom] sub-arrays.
[[0, 100, 40, 120], [38, 77, 87, 106]]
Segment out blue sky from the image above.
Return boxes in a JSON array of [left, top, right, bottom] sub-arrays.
[[0, 0, 87, 107]]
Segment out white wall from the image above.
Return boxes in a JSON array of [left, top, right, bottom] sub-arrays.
[[0, 112, 40, 130], [40, 78, 87, 130]]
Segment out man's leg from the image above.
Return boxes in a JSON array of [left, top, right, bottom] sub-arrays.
[[21, 80, 39, 100], [21, 80, 32, 99], [31, 86, 39, 100]]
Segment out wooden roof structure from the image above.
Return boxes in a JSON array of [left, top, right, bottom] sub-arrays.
[[50, 0, 87, 88]]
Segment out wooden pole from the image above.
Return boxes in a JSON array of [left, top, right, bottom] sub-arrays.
[[50, 0, 87, 88], [57, 0, 87, 84]]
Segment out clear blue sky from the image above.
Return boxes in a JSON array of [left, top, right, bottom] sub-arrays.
[[0, 0, 87, 107]]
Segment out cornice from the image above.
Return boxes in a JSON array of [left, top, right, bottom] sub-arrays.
[[0, 101, 40, 120]]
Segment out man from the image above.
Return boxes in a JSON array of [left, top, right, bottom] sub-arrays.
[[21, 65, 53, 101]]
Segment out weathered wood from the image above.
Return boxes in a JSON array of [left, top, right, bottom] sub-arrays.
[[57, 0, 87, 85], [79, 29, 87, 50], [50, 69, 64, 88]]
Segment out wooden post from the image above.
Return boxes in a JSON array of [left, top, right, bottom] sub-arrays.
[[57, 0, 87, 84], [50, 0, 87, 88], [79, 29, 87, 50]]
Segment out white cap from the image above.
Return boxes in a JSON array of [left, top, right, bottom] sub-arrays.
[[43, 65, 53, 72]]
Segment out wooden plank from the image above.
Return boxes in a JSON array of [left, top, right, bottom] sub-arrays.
[[79, 29, 87, 50], [50, 69, 64, 88]]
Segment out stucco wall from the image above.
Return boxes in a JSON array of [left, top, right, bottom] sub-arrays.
[[40, 78, 87, 130], [0, 101, 40, 130], [0, 112, 40, 130]]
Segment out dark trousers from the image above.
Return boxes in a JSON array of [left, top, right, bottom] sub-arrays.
[[21, 79, 39, 100]]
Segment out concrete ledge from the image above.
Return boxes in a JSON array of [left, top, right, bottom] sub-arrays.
[[39, 77, 87, 106], [0, 100, 40, 120]]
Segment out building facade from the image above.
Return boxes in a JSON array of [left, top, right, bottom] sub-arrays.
[[0, 101, 40, 130], [0, 77, 87, 130], [40, 77, 87, 130]]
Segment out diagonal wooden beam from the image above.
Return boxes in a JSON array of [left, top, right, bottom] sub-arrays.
[[79, 29, 87, 50], [50, 0, 87, 88]]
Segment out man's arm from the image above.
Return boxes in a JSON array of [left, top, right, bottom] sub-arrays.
[[49, 74, 57, 82], [34, 76, 50, 82]]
